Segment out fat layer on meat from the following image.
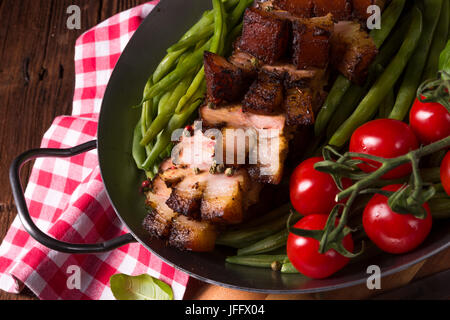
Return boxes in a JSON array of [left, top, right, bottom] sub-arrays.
[[143, 177, 218, 252], [331, 21, 378, 84]]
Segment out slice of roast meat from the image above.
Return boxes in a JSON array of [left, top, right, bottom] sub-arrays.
[[169, 215, 218, 252], [331, 21, 378, 85], [144, 177, 178, 238], [242, 72, 284, 115], [291, 14, 334, 70], [143, 177, 218, 252], [204, 51, 251, 106], [200, 104, 290, 185], [200, 104, 287, 131], [238, 7, 290, 64]]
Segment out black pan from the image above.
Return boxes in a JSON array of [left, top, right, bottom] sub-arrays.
[[10, 0, 450, 294]]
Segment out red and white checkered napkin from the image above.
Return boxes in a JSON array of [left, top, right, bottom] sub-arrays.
[[0, 1, 190, 300]]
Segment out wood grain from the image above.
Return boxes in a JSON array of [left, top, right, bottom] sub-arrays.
[[0, 0, 147, 301], [0, 0, 449, 301]]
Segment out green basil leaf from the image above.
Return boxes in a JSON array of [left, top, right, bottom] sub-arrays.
[[110, 274, 174, 300], [439, 40, 450, 79]]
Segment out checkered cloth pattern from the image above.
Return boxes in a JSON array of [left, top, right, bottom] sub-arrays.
[[0, 1, 190, 300]]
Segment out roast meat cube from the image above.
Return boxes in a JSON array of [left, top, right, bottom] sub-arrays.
[[242, 74, 284, 115], [239, 7, 290, 64], [292, 14, 334, 69], [284, 87, 315, 126], [331, 21, 378, 84], [204, 51, 250, 106]]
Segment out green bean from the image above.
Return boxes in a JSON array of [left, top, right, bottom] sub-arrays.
[[237, 229, 289, 256], [143, 40, 211, 104], [226, 255, 288, 269], [422, 0, 450, 81], [389, 0, 442, 121], [152, 49, 188, 84], [370, 0, 407, 49], [235, 203, 293, 230], [228, 0, 253, 28], [378, 88, 395, 118], [281, 262, 300, 274], [210, 0, 226, 54], [167, 26, 215, 53], [142, 86, 205, 170], [175, 68, 205, 114], [141, 74, 194, 146], [326, 17, 410, 139], [329, 7, 423, 148], [217, 212, 300, 249], [223, 0, 239, 11], [314, 0, 407, 137], [429, 196, 450, 219], [314, 76, 352, 137], [132, 120, 146, 170]]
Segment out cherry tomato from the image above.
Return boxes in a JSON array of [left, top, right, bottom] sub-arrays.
[[349, 119, 419, 179], [290, 157, 351, 216], [441, 151, 450, 196], [287, 214, 354, 279], [363, 185, 432, 254], [410, 98, 450, 145]]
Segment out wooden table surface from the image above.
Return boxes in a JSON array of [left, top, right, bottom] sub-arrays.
[[0, 0, 449, 301]]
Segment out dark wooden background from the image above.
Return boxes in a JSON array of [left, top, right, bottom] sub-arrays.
[[0, 0, 449, 301]]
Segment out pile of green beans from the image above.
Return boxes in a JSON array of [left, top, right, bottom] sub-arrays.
[[314, 0, 407, 137], [324, 0, 450, 148], [132, 0, 253, 178]]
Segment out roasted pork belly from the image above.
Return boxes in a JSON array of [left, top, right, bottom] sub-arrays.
[[204, 51, 250, 106], [238, 7, 290, 64], [261, 64, 328, 89], [228, 50, 260, 78], [143, 177, 218, 252], [200, 104, 290, 185], [272, 0, 314, 18], [284, 87, 316, 126], [169, 215, 218, 252], [292, 14, 334, 70], [242, 73, 284, 115], [159, 132, 263, 224], [313, 0, 352, 21], [331, 21, 378, 84], [200, 104, 287, 131]]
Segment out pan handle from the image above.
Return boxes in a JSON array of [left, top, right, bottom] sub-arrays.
[[9, 140, 136, 254]]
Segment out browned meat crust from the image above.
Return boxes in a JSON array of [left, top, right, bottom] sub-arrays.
[[272, 0, 314, 18], [261, 64, 328, 89], [242, 73, 284, 115], [204, 51, 251, 106], [292, 14, 334, 70], [239, 7, 290, 64], [168, 215, 217, 252], [283, 87, 315, 126], [331, 21, 378, 84], [313, 0, 352, 21]]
